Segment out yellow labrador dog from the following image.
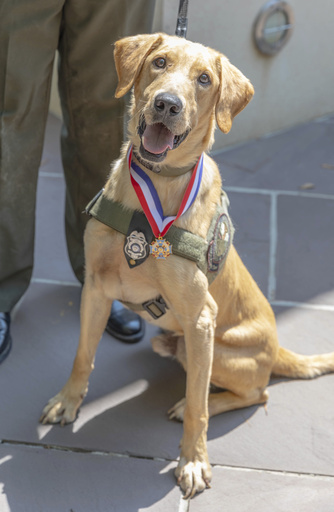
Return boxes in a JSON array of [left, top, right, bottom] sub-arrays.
[[41, 33, 334, 498]]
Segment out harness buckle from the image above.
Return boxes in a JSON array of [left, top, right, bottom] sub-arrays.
[[142, 296, 169, 320]]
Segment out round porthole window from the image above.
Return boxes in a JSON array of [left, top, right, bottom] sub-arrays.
[[253, 1, 294, 56]]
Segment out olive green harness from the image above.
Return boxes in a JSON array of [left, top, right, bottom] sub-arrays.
[[85, 189, 234, 319]]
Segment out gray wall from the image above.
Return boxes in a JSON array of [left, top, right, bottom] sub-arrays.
[[161, 0, 334, 149]]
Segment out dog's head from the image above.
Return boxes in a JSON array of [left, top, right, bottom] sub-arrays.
[[114, 33, 254, 169]]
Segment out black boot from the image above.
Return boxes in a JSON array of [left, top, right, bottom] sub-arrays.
[[0, 312, 12, 363], [106, 301, 144, 344]]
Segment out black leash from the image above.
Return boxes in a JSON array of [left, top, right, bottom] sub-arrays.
[[175, 0, 189, 38]]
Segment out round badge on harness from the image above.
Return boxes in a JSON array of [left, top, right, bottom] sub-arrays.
[[207, 213, 231, 274]]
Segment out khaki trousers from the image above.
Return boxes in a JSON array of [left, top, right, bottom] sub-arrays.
[[0, 0, 155, 311]]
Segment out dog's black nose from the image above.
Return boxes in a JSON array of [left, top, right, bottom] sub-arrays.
[[154, 93, 183, 116]]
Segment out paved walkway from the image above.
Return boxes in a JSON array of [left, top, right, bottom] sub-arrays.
[[1, 113, 334, 511]]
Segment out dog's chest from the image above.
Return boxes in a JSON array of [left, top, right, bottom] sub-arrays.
[[98, 230, 162, 304]]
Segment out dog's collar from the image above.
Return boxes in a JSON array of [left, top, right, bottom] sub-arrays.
[[132, 148, 197, 177]]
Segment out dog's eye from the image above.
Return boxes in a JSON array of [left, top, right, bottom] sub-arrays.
[[198, 73, 211, 85], [153, 57, 166, 69]]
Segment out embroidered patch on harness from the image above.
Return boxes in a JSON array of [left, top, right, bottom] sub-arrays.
[[207, 213, 231, 273]]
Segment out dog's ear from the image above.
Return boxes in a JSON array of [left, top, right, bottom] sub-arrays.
[[114, 33, 163, 98], [215, 56, 254, 134]]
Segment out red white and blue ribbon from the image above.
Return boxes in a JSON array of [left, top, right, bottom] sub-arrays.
[[127, 145, 203, 238]]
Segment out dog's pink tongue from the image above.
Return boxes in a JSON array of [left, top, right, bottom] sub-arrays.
[[142, 123, 174, 154]]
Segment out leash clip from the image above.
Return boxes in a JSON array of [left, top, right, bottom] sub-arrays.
[[175, 0, 189, 38]]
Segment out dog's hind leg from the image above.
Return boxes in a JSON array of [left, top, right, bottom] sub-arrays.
[[169, 388, 269, 421], [151, 331, 179, 358], [40, 277, 112, 425], [208, 388, 269, 416], [164, 326, 272, 421]]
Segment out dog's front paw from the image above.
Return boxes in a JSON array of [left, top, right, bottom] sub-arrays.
[[39, 391, 83, 426], [175, 457, 212, 499], [168, 397, 186, 421]]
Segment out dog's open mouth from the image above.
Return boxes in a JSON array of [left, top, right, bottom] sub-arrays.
[[137, 116, 189, 163]]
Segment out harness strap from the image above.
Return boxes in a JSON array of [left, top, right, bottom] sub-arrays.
[[86, 190, 212, 272], [85, 188, 234, 318]]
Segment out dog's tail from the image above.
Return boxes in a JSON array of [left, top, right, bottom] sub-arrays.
[[272, 347, 334, 379]]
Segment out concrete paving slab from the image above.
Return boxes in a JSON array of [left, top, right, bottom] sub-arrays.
[[274, 304, 334, 355], [276, 195, 334, 304], [40, 113, 62, 175], [191, 466, 334, 512], [207, 373, 334, 476], [206, 305, 334, 476], [228, 191, 271, 295], [215, 116, 334, 194], [0, 443, 180, 512], [2, 283, 333, 478], [0, 282, 185, 461]]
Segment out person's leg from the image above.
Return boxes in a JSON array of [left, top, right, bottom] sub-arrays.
[[59, 0, 156, 282], [58, 0, 155, 342], [0, 0, 63, 362]]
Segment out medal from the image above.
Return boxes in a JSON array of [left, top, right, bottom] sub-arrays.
[[128, 145, 203, 260], [150, 236, 172, 260]]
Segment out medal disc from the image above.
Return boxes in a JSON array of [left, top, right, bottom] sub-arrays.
[[150, 237, 172, 260]]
